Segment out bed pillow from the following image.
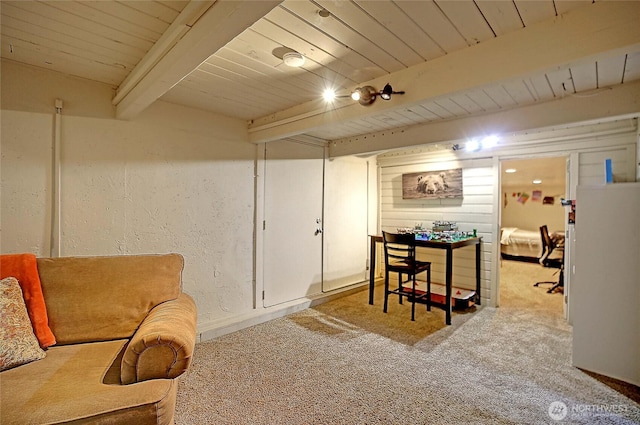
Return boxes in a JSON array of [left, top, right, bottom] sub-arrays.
[[0, 254, 56, 348], [0, 277, 47, 371]]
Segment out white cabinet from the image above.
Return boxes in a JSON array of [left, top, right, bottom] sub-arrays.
[[571, 183, 640, 386]]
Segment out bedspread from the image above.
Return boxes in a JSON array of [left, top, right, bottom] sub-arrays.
[[500, 227, 542, 259]]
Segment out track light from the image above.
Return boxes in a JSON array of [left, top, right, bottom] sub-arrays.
[[324, 83, 405, 106], [379, 83, 404, 100], [350, 84, 404, 105], [464, 135, 500, 152], [466, 139, 480, 152], [481, 135, 499, 149], [351, 86, 377, 105]]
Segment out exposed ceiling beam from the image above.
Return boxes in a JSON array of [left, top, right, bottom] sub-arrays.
[[112, 1, 215, 106], [115, 0, 283, 120], [248, 1, 640, 143], [328, 80, 640, 157]]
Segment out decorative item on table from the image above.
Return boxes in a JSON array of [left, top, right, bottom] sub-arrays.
[[432, 231, 454, 241], [432, 221, 458, 232], [415, 230, 431, 241], [431, 231, 469, 241], [429, 222, 475, 241], [396, 227, 415, 234]]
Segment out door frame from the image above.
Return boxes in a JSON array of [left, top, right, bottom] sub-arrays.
[[258, 139, 326, 308], [255, 141, 374, 310], [495, 153, 571, 310]]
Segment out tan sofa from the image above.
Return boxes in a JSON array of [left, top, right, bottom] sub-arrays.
[[0, 253, 197, 425]]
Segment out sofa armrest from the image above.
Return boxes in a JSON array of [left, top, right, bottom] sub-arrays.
[[121, 293, 197, 384]]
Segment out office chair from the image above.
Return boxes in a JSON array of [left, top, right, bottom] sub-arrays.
[[382, 231, 432, 320], [533, 225, 564, 293]]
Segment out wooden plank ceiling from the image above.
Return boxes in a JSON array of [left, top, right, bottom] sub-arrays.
[[1, 0, 187, 86], [2, 0, 640, 147]]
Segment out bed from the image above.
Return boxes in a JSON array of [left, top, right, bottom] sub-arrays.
[[500, 227, 543, 261], [501, 227, 566, 263]]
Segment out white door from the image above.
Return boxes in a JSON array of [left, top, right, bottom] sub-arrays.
[[263, 140, 324, 307], [323, 156, 369, 291]]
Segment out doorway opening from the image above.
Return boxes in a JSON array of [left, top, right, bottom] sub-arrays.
[[498, 156, 567, 313]]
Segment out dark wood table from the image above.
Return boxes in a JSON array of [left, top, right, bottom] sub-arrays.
[[369, 235, 482, 325]]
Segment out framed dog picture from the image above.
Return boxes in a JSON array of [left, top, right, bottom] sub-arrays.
[[402, 168, 463, 199]]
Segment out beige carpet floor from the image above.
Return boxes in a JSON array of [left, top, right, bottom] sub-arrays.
[[175, 260, 639, 424]]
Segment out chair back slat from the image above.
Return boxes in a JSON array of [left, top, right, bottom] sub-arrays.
[[382, 232, 417, 267]]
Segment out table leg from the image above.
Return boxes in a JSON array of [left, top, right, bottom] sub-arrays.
[[476, 241, 481, 305], [445, 248, 453, 325], [369, 236, 376, 305]]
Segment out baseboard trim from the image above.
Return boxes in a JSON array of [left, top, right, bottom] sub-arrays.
[[197, 281, 370, 342]]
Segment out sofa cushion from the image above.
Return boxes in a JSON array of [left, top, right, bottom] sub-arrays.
[[0, 277, 46, 371], [0, 254, 56, 348], [0, 339, 176, 425], [36, 254, 183, 344]]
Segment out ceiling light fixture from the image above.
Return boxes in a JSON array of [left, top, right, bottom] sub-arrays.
[[323, 89, 337, 102], [379, 83, 404, 100], [464, 135, 500, 152], [351, 86, 377, 105], [466, 139, 480, 152], [282, 51, 305, 67], [481, 135, 499, 149], [533, 179, 542, 184], [323, 83, 405, 106], [505, 168, 517, 173]]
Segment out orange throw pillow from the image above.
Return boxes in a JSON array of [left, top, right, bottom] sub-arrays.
[[0, 254, 56, 348]]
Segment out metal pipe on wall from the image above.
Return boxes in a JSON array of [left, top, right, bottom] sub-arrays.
[[50, 99, 63, 257]]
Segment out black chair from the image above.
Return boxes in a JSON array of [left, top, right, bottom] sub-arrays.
[[382, 231, 432, 320], [533, 225, 564, 293]]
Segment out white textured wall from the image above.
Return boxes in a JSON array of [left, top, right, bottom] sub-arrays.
[[58, 105, 255, 327], [1, 60, 256, 332], [1, 110, 53, 254]]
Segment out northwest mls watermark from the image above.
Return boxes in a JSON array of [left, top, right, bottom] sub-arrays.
[[548, 401, 633, 421]]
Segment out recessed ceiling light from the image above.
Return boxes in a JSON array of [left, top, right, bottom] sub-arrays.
[[505, 168, 517, 173], [532, 179, 542, 184]]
